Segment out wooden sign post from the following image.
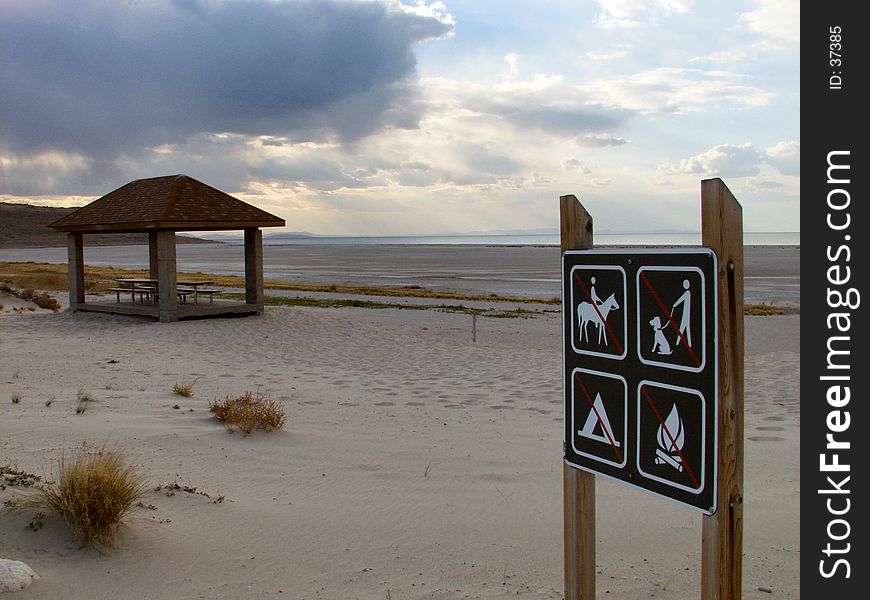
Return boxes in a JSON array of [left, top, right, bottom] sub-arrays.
[[561, 194, 596, 600], [561, 178, 744, 600], [700, 178, 744, 600]]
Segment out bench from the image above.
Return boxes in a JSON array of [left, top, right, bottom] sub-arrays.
[[107, 287, 191, 304], [107, 287, 155, 303], [178, 287, 222, 305]]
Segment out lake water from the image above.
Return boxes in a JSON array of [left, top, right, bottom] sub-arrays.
[[254, 232, 799, 246], [0, 238, 800, 305]]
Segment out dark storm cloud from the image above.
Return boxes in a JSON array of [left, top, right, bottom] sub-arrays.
[[0, 0, 451, 157], [480, 103, 627, 136]]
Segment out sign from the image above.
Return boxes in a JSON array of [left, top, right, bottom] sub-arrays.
[[563, 249, 718, 514]]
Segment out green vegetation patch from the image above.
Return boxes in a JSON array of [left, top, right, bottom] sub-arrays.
[[227, 292, 543, 319], [744, 304, 788, 316]]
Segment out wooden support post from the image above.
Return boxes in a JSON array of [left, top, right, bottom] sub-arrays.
[[156, 230, 178, 323], [67, 233, 85, 310], [148, 232, 159, 280], [244, 228, 264, 314], [561, 194, 596, 600], [700, 178, 744, 600]]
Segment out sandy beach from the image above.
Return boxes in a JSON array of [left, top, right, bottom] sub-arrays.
[[0, 245, 799, 599]]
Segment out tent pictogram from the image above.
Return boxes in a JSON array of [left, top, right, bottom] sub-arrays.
[[578, 392, 621, 448], [570, 368, 627, 468]]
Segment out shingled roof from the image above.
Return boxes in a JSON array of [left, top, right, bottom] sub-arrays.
[[48, 175, 285, 232]]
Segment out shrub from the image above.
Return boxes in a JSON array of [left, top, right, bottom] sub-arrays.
[[37, 447, 147, 549], [172, 380, 196, 397], [34, 292, 62, 312], [210, 390, 286, 435], [75, 388, 93, 414]]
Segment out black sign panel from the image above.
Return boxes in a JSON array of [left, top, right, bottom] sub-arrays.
[[563, 249, 718, 514]]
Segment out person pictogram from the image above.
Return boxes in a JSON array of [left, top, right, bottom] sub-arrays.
[[670, 279, 692, 347], [576, 274, 620, 346], [590, 276, 603, 307]]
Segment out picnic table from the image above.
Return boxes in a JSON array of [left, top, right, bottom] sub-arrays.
[[177, 280, 221, 305], [110, 278, 222, 305], [110, 278, 157, 303]]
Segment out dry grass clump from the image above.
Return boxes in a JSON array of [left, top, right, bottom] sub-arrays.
[[744, 303, 787, 316], [37, 447, 147, 549], [75, 388, 94, 414], [172, 377, 200, 397], [0, 283, 62, 311], [210, 390, 286, 435], [172, 382, 194, 397]]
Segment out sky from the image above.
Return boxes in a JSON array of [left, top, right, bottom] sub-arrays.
[[0, 0, 799, 235]]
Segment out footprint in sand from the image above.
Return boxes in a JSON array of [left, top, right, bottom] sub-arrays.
[[748, 436, 785, 442], [755, 426, 786, 431], [405, 402, 425, 407], [374, 401, 395, 407]]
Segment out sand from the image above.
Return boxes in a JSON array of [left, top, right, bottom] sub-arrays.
[[0, 249, 799, 600]]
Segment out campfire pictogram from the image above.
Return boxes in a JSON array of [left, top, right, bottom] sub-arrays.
[[655, 403, 685, 471]]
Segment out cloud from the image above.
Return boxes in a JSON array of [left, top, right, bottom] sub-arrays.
[[504, 53, 520, 79], [594, 0, 693, 28], [764, 141, 799, 176], [563, 158, 592, 174], [658, 143, 762, 177], [0, 0, 452, 160], [422, 75, 630, 137], [586, 45, 633, 62], [741, 0, 799, 47], [576, 133, 628, 147], [688, 49, 749, 65], [0, 148, 93, 196], [581, 68, 773, 113]]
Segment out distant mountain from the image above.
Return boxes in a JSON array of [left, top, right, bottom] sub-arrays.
[[262, 231, 318, 242], [455, 227, 558, 236], [0, 203, 217, 248]]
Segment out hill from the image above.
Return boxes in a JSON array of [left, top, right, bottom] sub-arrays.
[[0, 203, 216, 248]]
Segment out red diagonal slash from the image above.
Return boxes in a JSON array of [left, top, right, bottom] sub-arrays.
[[639, 271, 701, 367], [573, 372, 622, 463], [573, 271, 624, 355], [640, 385, 699, 489]]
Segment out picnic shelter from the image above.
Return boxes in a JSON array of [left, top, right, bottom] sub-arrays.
[[47, 174, 285, 322]]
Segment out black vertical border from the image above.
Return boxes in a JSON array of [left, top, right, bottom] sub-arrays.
[[802, 3, 867, 597]]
